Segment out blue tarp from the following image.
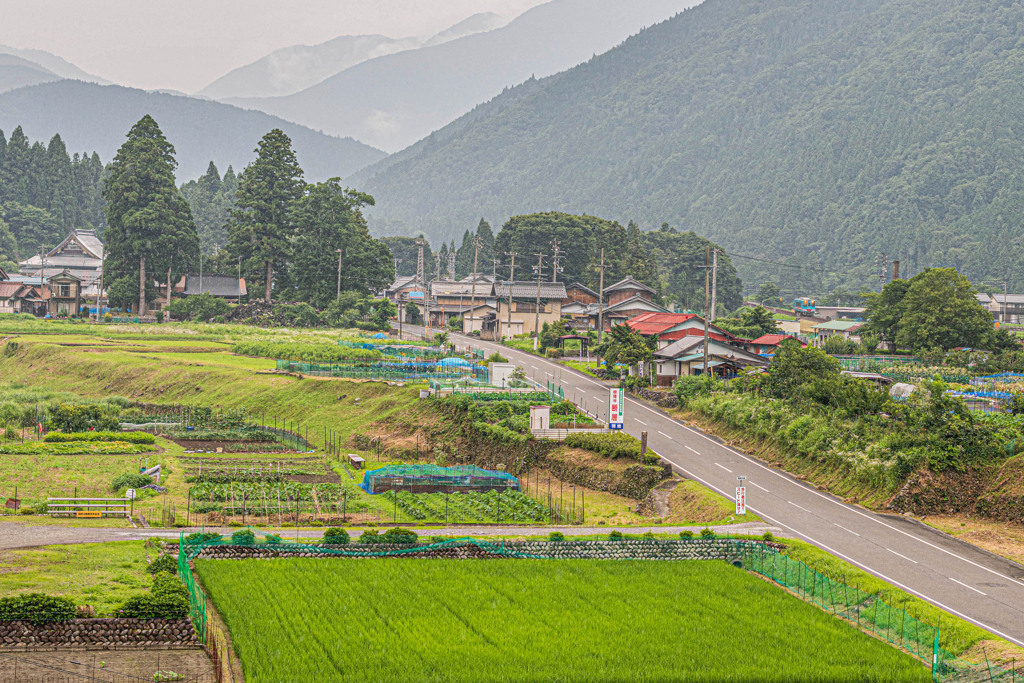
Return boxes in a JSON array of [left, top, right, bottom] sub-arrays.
[[371, 333, 388, 339], [438, 357, 472, 367]]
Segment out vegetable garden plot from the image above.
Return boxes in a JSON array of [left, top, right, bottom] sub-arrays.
[[195, 559, 931, 683]]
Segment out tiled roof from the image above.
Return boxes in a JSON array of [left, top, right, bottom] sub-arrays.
[[813, 320, 863, 331], [604, 276, 656, 294], [566, 282, 598, 297], [494, 281, 567, 299], [431, 280, 493, 297], [625, 312, 697, 335], [750, 334, 803, 346], [0, 282, 23, 298]]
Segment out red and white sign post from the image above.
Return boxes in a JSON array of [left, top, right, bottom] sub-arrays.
[[609, 388, 624, 429], [735, 476, 747, 515]]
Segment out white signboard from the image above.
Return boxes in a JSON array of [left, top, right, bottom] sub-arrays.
[[125, 488, 137, 500], [638, 360, 644, 377], [735, 487, 746, 515], [609, 387, 624, 429]]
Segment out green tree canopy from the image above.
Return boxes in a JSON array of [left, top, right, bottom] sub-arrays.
[[642, 224, 740, 312], [764, 342, 840, 399], [756, 281, 782, 305], [227, 129, 305, 303], [894, 269, 994, 352], [289, 179, 393, 308], [102, 115, 199, 314], [597, 323, 655, 368]]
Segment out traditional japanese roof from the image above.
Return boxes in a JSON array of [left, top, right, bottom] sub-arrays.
[[812, 320, 863, 332], [386, 275, 420, 293], [0, 267, 8, 281], [654, 336, 766, 364], [493, 281, 567, 300], [750, 334, 805, 347], [604, 295, 668, 315], [0, 282, 24, 298], [431, 280, 494, 298], [604, 276, 656, 295], [49, 269, 81, 282], [625, 312, 697, 335], [566, 282, 598, 297]]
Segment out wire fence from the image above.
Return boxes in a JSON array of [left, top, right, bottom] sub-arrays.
[[276, 359, 489, 383], [740, 544, 1023, 682]]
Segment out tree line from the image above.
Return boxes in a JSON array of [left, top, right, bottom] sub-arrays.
[[0, 126, 106, 271], [102, 116, 393, 314], [381, 213, 742, 313]]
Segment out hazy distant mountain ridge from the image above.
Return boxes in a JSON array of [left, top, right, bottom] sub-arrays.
[[0, 80, 385, 181], [352, 0, 1024, 292], [0, 54, 60, 93], [0, 45, 110, 83], [196, 12, 506, 100], [226, 0, 701, 152]]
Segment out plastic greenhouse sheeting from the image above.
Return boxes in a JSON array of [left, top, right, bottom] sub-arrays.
[[361, 464, 519, 494]]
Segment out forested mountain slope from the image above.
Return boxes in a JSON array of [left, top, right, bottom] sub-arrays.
[[0, 81, 385, 181], [228, 0, 701, 152], [353, 0, 1024, 293]]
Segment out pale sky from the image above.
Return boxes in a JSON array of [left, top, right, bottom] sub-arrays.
[[0, 0, 548, 93]]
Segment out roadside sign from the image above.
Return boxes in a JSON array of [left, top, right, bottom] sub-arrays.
[[125, 488, 137, 500], [638, 360, 644, 377], [76, 511, 102, 518], [735, 487, 746, 515], [609, 387, 624, 429]]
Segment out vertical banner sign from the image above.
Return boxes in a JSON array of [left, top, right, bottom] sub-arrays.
[[638, 360, 644, 378], [609, 388, 624, 429], [735, 487, 746, 515]]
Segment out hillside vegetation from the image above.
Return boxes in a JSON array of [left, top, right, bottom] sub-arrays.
[[356, 0, 1024, 293]]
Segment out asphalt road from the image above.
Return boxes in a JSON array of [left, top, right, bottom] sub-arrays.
[[411, 324, 1024, 646]]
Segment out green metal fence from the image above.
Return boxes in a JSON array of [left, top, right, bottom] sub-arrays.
[[741, 544, 1022, 682], [277, 359, 488, 383], [177, 537, 208, 642]]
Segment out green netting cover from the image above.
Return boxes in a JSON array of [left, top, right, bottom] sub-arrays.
[[361, 464, 519, 494]]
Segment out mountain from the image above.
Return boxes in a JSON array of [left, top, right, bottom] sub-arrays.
[[0, 45, 110, 83], [196, 12, 506, 101], [0, 81, 385, 181], [0, 54, 60, 93], [351, 0, 1024, 294], [226, 0, 702, 152]]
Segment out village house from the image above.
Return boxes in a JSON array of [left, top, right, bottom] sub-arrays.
[[748, 333, 806, 355], [653, 336, 767, 384], [43, 270, 83, 316], [487, 281, 568, 340], [977, 293, 1024, 323], [812, 319, 863, 346], [18, 229, 104, 305], [172, 274, 247, 303], [625, 312, 746, 350], [427, 279, 497, 330]]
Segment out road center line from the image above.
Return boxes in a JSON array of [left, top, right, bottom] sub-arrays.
[[635, 420, 647, 426], [593, 397, 605, 403], [886, 548, 918, 564], [657, 430, 673, 439], [685, 445, 700, 454], [748, 481, 769, 492], [950, 578, 986, 596], [833, 524, 860, 537], [714, 463, 733, 473], [788, 501, 812, 513]]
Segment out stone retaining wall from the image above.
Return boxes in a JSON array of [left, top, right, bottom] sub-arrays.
[[0, 618, 200, 651], [193, 539, 750, 563]]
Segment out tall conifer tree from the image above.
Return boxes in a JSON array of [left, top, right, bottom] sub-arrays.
[[103, 115, 199, 314], [226, 129, 304, 302]]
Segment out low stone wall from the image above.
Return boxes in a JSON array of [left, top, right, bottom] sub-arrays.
[[193, 539, 750, 563], [0, 618, 200, 650]]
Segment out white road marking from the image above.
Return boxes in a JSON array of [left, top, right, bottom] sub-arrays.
[[788, 501, 813, 513], [714, 463, 733, 473], [657, 431, 673, 439], [950, 578, 986, 596], [886, 548, 918, 564], [635, 420, 648, 426], [685, 445, 700, 454], [593, 397, 605, 403], [749, 481, 769, 492], [833, 524, 860, 537]]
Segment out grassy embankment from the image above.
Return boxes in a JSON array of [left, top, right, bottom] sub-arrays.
[[196, 558, 931, 683]]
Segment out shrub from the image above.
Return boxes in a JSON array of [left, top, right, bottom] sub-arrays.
[[383, 527, 417, 544], [184, 532, 221, 544], [642, 531, 656, 539], [154, 310, 164, 323], [548, 531, 565, 542], [231, 529, 256, 546], [564, 432, 642, 459], [48, 402, 121, 432], [359, 530, 381, 544], [762, 532, 775, 543], [119, 575, 189, 619], [166, 293, 229, 322], [147, 555, 177, 575], [608, 530, 623, 540], [111, 473, 153, 492], [227, 521, 243, 527], [700, 528, 715, 539], [679, 530, 694, 539], [47, 431, 154, 444], [0, 593, 77, 625], [324, 528, 350, 545], [485, 352, 508, 364], [19, 506, 34, 515], [264, 534, 282, 544]]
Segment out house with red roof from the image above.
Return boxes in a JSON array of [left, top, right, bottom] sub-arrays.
[[625, 312, 746, 350], [748, 334, 806, 355]]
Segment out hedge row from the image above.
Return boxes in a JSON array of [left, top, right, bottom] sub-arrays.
[[472, 421, 529, 446], [0, 594, 76, 625], [232, 341, 381, 362], [565, 432, 643, 460], [0, 441, 153, 455], [45, 431, 156, 444]]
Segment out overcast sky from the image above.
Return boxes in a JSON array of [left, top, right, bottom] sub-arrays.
[[0, 0, 548, 93]]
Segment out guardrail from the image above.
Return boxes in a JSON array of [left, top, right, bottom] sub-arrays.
[[47, 497, 131, 517]]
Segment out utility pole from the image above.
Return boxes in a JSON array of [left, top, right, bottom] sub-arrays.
[[166, 257, 173, 310], [467, 236, 481, 335], [710, 248, 719, 322], [551, 239, 562, 283], [596, 248, 606, 343], [447, 251, 456, 281], [335, 248, 343, 300], [533, 252, 545, 351], [492, 258, 501, 278], [393, 257, 403, 277], [1004, 280, 1009, 324], [434, 252, 442, 282], [703, 245, 710, 377], [505, 251, 517, 339], [415, 238, 426, 290]]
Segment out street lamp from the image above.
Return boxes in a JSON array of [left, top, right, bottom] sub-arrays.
[[335, 249, 343, 300]]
